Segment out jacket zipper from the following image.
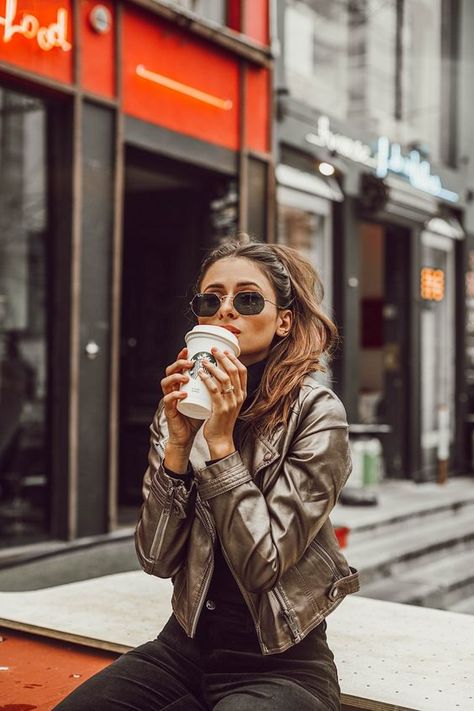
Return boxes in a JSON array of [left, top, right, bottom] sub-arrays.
[[312, 539, 345, 576], [273, 583, 301, 643], [149, 486, 176, 561], [190, 500, 216, 637]]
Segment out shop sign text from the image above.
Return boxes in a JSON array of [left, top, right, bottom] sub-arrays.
[[0, 0, 71, 52], [306, 115, 459, 204], [420, 267, 445, 302]]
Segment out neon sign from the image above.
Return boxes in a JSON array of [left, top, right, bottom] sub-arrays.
[[421, 268, 445, 301], [136, 64, 233, 111], [306, 116, 459, 204], [0, 0, 71, 51], [376, 137, 458, 203], [306, 116, 375, 167]]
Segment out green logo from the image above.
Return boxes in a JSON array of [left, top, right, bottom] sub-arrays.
[[189, 351, 216, 379]]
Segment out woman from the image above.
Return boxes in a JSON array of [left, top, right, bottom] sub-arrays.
[[55, 237, 359, 710]]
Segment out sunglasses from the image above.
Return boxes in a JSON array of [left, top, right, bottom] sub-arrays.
[[190, 291, 281, 317]]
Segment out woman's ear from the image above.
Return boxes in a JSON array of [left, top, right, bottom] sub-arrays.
[[276, 309, 293, 337]]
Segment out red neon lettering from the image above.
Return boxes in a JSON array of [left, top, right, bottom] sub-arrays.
[[0, 0, 71, 51]]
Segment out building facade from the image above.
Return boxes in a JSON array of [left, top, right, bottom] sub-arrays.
[[0, 0, 273, 547], [275, 0, 474, 482]]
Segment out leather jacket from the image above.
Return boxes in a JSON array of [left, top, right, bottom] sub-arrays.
[[135, 374, 360, 655]]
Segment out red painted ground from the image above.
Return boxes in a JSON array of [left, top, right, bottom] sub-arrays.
[[0, 628, 118, 710]]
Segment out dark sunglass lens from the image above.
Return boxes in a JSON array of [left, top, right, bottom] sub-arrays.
[[193, 293, 220, 316], [235, 292, 265, 314]]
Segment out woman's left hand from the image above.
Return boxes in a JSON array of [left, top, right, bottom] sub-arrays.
[[199, 348, 247, 459]]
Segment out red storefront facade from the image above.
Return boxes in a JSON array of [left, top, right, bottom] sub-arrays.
[[0, 0, 273, 548]]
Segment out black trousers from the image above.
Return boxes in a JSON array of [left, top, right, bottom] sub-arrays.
[[53, 603, 341, 710]]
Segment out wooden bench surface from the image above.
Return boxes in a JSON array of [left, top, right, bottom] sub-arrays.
[[1, 571, 473, 711]]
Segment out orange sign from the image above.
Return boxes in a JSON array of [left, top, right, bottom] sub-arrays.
[[0, 0, 70, 50], [122, 8, 239, 151], [421, 267, 445, 302], [0, 0, 73, 83]]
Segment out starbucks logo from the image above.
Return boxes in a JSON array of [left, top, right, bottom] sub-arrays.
[[189, 351, 216, 379]]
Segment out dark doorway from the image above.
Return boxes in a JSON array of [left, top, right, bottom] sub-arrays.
[[119, 148, 231, 515], [358, 221, 411, 478]]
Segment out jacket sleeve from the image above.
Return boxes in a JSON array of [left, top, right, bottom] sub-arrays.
[[195, 387, 351, 594], [134, 402, 197, 578]]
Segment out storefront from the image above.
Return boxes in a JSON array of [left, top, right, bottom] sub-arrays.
[[275, 0, 471, 483], [0, 0, 272, 548], [276, 105, 467, 482]]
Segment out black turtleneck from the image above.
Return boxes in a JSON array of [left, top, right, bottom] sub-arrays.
[[205, 358, 266, 607]]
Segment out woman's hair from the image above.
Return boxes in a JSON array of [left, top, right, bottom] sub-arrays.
[[194, 234, 338, 437]]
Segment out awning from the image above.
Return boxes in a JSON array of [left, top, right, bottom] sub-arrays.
[[276, 164, 344, 202], [424, 216, 465, 240]]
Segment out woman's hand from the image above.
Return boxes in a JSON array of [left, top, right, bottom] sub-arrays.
[[199, 348, 247, 460], [161, 347, 202, 451]]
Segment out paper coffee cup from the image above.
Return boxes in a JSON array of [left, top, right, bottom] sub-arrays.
[[176, 325, 241, 419]]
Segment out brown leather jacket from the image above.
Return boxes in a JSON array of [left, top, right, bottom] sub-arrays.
[[135, 375, 360, 655]]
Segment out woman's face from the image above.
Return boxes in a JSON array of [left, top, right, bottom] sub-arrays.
[[198, 257, 292, 366]]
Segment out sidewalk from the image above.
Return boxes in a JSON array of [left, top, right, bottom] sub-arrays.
[[332, 475, 474, 534]]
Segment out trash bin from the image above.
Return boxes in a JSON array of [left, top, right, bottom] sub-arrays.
[[349, 437, 383, 487], [340, 436, 384, 506]]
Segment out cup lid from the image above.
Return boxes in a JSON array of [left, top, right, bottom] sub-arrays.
[[185, 325, 240, 356]]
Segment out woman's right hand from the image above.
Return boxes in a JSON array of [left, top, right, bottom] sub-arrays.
[[161, 347, 201, 450]]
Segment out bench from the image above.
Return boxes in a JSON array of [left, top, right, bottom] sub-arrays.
[[1, 571, 472, 710]]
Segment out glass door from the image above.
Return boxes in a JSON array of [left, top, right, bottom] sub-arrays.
[[277, 188, 332, 309], [420, 230, 456, 477], [0, 86, 50, 545], [276, 183, 333, 383]]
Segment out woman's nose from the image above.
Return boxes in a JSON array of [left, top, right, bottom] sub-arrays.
[[218, 294, 237, 318]]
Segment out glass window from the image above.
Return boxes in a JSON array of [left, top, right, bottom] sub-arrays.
[[284, 0, 454, 165], [0, 87, 50, 545], [284, 0, 350, 120], [167, 0, 227, 25], [363, 0, 397, 132], [247, 157, 268, 241], [278, 205, 327, 282], [401, 0, 442, 162], [420, 231, 456, 474], [277, 188, 333, 383]]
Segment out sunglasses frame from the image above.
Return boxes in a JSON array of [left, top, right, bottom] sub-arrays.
[[189, 291, 281, 317]]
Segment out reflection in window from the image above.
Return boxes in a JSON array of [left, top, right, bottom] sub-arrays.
[[0, 88, 49, 545], [420, 235, 455, 473], [167, 0, 227, 24], [285, 0, 350, 120], [284, 0, 449, 163], [402, 0, 442, 162], [278, 204, 326, 281], [277, 200, 331, 382]]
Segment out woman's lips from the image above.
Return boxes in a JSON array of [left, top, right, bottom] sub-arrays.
[[221, 325, 241, 335]]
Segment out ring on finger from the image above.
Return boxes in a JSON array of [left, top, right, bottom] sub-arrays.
[[221, 385, 234, 394]]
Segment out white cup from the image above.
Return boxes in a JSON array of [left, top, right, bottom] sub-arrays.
[[176, 325, 241, 419]]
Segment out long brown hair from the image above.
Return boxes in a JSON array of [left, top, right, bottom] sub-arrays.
[[194, 235, 338, 438]]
